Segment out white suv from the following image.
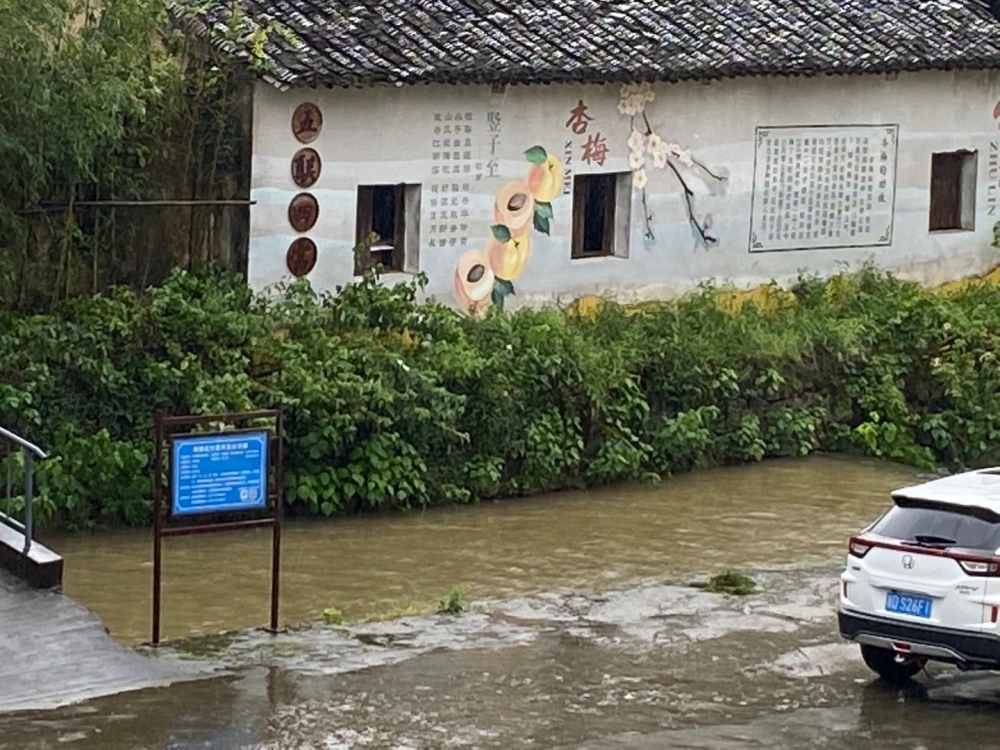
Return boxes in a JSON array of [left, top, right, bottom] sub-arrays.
[[839, 469, 1000, 683]]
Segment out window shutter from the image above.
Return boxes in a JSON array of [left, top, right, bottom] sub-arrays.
[[929, 154, 960, 231], [572, 177, 586, 259], [600, 174, 616, 254], [392, 183, 406, 272], [355, 186, 375, 275]]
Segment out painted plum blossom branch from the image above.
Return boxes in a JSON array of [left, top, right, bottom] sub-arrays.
[[619, 83, 727, 245]]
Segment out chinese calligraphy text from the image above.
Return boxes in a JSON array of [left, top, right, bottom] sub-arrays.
[[749, 125, 897, 253], [581, 133, 609, 167], [287, 193, 319, 232], [291, 148, 321, 188], [292, 102, 323, 144], [565, 100, 593, 135]]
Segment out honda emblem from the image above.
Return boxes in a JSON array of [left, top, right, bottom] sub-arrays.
[[902, 555, 915, 570]]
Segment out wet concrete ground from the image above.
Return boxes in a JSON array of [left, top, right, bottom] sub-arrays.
[[0, 570, 202, 714], [4, 563, 1000, 749]]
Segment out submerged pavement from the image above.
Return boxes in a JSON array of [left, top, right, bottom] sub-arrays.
[[6, 563, 1000, 749], [0, 570, 204, 713]]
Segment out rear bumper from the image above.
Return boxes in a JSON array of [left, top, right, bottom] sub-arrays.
[[839, 608, 1000, 666]]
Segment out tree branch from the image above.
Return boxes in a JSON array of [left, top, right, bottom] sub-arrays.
[[691, 157, 726, 183], [641, 189, 655, 241], [665, 161, 718, 246], [634, 111, 720, 246]]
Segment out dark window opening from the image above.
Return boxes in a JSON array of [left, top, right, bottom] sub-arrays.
[[929, 150, 976, 232], [356, 184, 406, 274], [572, 174, 618, 258]]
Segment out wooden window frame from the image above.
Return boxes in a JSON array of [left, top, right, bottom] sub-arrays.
[[572, 173, 620, 259], [929, 150, 977, 232], [355, 183, 406, 274]]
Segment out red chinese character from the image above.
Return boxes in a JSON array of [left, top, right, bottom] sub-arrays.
[[565, 100, 593, 135], [581, 133, 609, 166]]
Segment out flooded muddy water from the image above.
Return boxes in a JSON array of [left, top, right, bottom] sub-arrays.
[[43, 455, 921, 643], [6, 565, 1000, 749], [10, 455, 1000, 749]]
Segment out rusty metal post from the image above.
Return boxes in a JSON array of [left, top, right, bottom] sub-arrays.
[[151, 410, 164, 646]]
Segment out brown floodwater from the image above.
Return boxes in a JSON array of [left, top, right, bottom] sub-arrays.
[[41, 454, 925, 644], [13, 456, 1000, 750]]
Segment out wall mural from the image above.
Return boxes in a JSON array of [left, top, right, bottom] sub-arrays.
[[619, 83, 727, 246], [454, 145, 564, 313], [452, 83, 724, 313]]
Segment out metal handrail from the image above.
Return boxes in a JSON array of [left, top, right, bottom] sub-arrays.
[[0, 427, 47, 459], [0, 427, 46, 554]]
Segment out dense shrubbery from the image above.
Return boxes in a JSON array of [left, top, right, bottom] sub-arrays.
[[3, 264, 999, 529]]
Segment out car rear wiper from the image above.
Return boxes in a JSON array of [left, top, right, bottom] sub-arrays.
[[911, 534, 958, 546]]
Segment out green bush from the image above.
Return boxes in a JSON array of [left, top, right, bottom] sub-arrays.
[[2, 263, 999, 529]]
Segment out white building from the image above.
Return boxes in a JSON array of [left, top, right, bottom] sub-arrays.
[[173, 0, 1000, 312]]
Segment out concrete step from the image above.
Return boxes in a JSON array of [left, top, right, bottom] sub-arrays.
[[0, 522, 62, 589]]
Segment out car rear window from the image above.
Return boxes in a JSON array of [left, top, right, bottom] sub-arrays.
[[872, 502, 1000, 551]]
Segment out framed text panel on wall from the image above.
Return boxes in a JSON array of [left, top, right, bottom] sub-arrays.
[[748, 124, 899, 253]]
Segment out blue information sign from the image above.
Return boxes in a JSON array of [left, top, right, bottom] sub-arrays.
[[171, 431, 269, 516]]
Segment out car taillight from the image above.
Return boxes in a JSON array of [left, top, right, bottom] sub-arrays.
[[849, 536, 872, 558], [957, 559, 1000, 576]]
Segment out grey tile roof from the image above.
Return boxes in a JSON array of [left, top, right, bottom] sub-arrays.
[[168, 0, 1000, 89]]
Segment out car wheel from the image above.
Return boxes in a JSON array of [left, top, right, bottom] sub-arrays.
[[860, 644, 924, 683]]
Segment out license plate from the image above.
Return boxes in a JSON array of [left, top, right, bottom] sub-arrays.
[[885, 590, 932, 618]]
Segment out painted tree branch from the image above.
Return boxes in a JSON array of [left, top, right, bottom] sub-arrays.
[[640, 189, 655, 241], [691, 158, 725, 182], [665, 161, 718, 245], [626, 108, 724, 247]]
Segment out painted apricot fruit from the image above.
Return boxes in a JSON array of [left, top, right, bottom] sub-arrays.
[[493, 181, 535, 236], [487, 234, 530, 281], [454, 250, 495, 312], [525, 154, 565, 202]]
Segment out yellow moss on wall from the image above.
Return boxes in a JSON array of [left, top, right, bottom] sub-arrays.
[[712, 283, 793, 315], [561, 263, 1000, 321], [935, 263, 1000, 295]]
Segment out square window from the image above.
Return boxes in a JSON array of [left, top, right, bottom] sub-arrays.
[[571, 173, 632, 259], [929, 150, 977, 232], [355, 184, 421, 275]]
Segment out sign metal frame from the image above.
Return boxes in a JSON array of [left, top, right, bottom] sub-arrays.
[[150, 408, 284, 646]]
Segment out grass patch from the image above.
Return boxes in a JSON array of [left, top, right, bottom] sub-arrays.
[[321, 607, 344, 625], [437, 585, 468, 615], [692, 570, 757, 596]]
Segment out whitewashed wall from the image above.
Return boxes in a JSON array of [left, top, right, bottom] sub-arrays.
[[250, 70, 1000, 308]]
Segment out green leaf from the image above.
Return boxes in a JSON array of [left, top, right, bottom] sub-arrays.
[[533, 212, 551, 236], [491, 278, 516, 309], [535, 201, 553, 220], [491, 287, 506, 309], [491, 224, 512, 243], [524, 145, 548, 165]]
